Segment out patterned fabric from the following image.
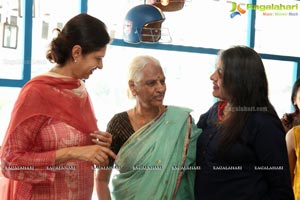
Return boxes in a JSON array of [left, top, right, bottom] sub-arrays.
[[0, 170, 13, 200], [293, 126, 300, 200], [3, 117, 94, 200], [0, 74, 98, 200], [110, 106, 201, 200], [106, 112, 134, 166]]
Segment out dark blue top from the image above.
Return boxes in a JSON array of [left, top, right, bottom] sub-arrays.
[[195, 102, 294, 200]]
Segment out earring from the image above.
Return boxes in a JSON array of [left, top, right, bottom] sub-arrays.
[[74, 60, 77, 63]]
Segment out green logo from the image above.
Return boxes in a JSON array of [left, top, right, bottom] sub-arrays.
[[228, 1, 298, 18]]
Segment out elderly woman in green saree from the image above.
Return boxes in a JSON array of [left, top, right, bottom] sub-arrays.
[[96, 55, 201, 200]]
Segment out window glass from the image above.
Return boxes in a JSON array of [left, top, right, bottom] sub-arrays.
[[263, 59, 296, 117], [255, 0, 300, 56], [162, 0, 249, 48], [31, 0, 79, 78], [0, 0, 23, 79], [88, 0, 249, 49]]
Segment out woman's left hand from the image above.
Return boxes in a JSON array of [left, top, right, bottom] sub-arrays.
[[90, 131, 112, 148]]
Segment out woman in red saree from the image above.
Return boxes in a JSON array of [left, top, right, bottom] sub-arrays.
[[0, 13, 116, 200]]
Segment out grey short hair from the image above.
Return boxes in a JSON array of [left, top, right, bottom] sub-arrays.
[[127, 55, 161, 98], [128, 55, 161, 82]]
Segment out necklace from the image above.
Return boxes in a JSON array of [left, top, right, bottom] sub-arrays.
[[133, 106, 162, 130]]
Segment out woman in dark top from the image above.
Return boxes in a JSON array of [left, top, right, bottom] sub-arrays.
[[194, 46, 294, 200], [106, 112, 134, 164], [96, 55, 201, 200]]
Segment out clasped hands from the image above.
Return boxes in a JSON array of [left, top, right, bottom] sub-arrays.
[[74, 131, 117, 167], [90, 131, 117, 166]]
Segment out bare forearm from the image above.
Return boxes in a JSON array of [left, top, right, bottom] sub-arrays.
[[55, 145, 116, 166], [97, 182, 111, 200], [55, 147, 75, 165], [96, 169, 112, 200]]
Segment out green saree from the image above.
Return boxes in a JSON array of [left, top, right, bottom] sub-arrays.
[[111, 106, 201, 200]]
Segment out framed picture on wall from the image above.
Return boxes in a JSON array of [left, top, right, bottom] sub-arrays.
[[2, 22, 18, 49]]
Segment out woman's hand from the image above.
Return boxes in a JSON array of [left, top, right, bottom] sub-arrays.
[[90, 131, 112, 148], [73, 145, 116, 166], [56, 145, 117, 166]]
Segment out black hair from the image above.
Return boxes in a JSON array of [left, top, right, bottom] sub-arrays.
[[46, 13, 110, 65], [218, 46, 278, 153], [291, 77, 300, 112]]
